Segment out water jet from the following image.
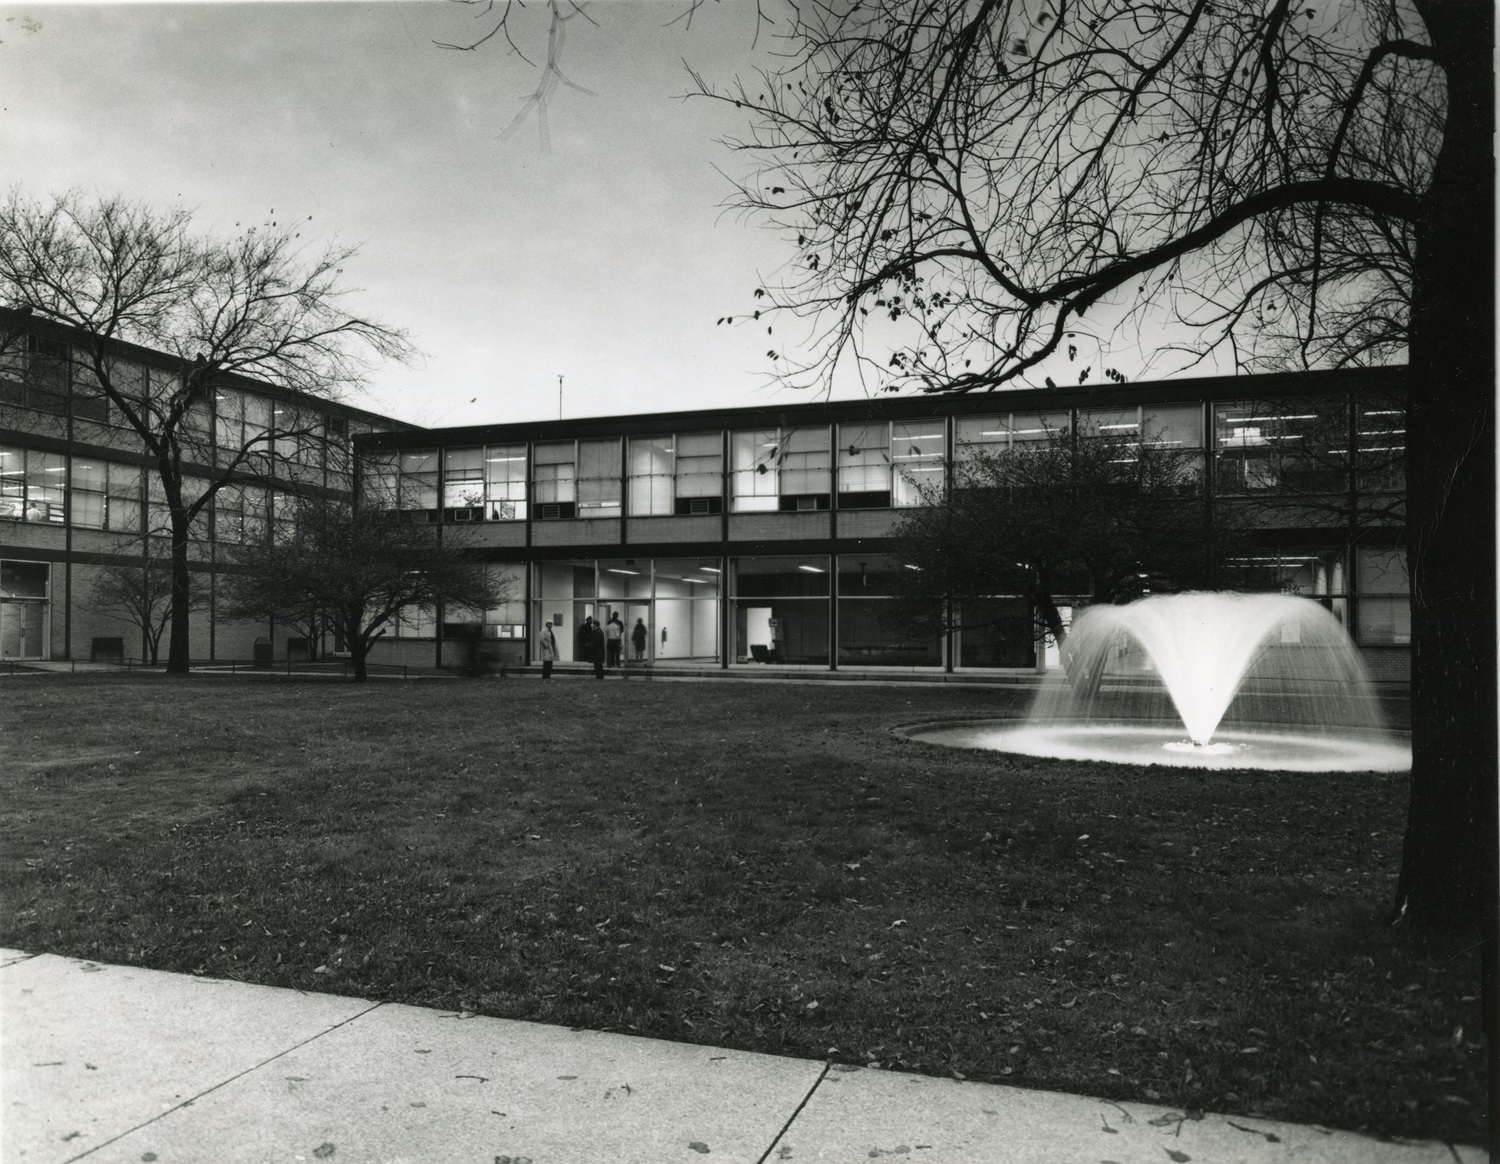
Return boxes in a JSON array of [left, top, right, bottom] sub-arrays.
[[905, 592, 1409, 772]]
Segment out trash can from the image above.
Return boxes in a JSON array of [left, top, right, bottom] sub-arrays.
[[252, 637, 273, 670]]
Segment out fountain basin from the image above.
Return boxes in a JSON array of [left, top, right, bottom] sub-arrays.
[[897, 719, 1411, 773]]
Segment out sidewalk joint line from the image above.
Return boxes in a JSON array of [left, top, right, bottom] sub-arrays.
[[63, 999, 386, 1163], [755, 1060, 830, 1164]]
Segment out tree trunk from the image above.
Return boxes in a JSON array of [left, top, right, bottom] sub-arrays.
[[1396, 1, 1495, 1129], [165, 509, 193, 675], [350, 626, 370, 683], [1397, 0, 1495, 930]]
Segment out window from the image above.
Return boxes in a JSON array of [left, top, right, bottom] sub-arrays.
[[215, 389, 273, 456], [273, 405, 326, 468], [107, 462, 142, 532], [674, 432, 722, 513], [730, 429, 780, 512], [148, 476, 213, 538], [442, 447, 486, 520], [839, 422, 946, 508], [626, 433, 723, 517], [1079, 403, 1203, 487], [70, 458, 107, 528], [577, 439, 622, 518], [891, 422, 945, 506], [836, 554, 942, 666], [731, 426, 831, 512], [628, 437, 675, 516], [955, 411, 1069, 458], [69, 348, 109, 423], [214, 484, 269, 545], [731, 555, 830, 665], [838, 424, 891, 507], [1214, 398, 1346, 495], [484, 444, 527, 520], [0, 447, 65, 524], [533, 441, 577, 519], [398, 451, 438, 520], [1357, 403, 1405, 493], [1356, 546, 1410, 645]]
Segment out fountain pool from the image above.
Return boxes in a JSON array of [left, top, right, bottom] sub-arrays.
[[903, 593, 1410, 772]]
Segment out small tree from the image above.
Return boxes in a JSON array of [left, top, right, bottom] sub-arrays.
[[0, 190, 411, 675], [218, 498, 504, 682], [891, 423, 1242, 651], [88, 545, 198, 665]]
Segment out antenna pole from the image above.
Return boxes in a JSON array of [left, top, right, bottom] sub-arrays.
[[558, 374, 563, 420]]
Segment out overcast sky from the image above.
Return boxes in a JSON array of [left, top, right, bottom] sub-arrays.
[[0, 1, 839, 426]]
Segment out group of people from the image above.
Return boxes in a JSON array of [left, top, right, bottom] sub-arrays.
[[537, 613, 650, 680]]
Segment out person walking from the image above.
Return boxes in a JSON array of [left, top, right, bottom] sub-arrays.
[[631, 617, 648, 662], [605, 612, 625, 667], [539, 621, 558, 680]]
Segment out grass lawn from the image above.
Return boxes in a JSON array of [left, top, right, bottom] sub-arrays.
[[0, 674, 1485, 1144]]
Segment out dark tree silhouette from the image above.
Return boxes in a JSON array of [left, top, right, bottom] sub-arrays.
[[688, 0, 1491, 945], [218, 497, 504, 682], [891, 421, 1241, 650], [0, 191, 412, 676]]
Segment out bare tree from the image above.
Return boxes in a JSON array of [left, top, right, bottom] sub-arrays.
[[687, 0, 1491, 941], [0, 190, 412, 675], [218, 497, 505, 682], [88, 544, 198, 666]]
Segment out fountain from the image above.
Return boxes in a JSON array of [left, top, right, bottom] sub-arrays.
[[904, 592, 1410, 772]]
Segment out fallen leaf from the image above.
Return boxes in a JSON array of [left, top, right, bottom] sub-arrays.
[[1165, 1151, 1191, 1163], [312, 1144, 336, 1160], [688, 1142, 710, 1154]]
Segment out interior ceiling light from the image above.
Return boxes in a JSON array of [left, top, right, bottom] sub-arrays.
[[700, 566, 721, 573], [605, 568, 641, 576], [798, 564, 825, 573]]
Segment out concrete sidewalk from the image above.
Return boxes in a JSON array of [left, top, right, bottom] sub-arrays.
[[1, 949, 1482, 1164]]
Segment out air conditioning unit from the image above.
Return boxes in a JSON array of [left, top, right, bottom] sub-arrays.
[[795, 496, 818, 511], [539, 503, 561, 520], [689, 497, 713, 515]]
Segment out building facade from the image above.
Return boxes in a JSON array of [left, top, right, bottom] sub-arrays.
[[354, 366, 1410, 681], [0, 309, 411, 663]]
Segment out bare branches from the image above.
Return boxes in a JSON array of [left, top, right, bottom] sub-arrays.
[[0, 188, 412, 673], [696, 0, 1442, 395]]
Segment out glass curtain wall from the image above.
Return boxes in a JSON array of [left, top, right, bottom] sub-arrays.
[[732, 556, 829, 664], [530, 558, 722, 665], [836, 555, 941, 666]]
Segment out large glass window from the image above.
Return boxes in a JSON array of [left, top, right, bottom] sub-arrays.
[[732, 556, 830, 665], [484, 444, 527, 520], [1356, 403, 1405, 494], [0, 447, 66, 524], [628, 437, 675, 516], [577, 439, 622, 518], [69, 348, 109, 423], [836, 555, 941, 666], [837, 424, 891, 508], [731, 426, 830, 512], [674, 433, 723, 512], [955, 411, 1069, 459], [730, 429, 780, 512], [394, 450, 439, 521], [214, 484, 269, 545], [442, 447, 486, 519], [628, 434, 722, 517], [1214, 397, 1346, 495], [70, 458, 107, 528], [891, 421, 945, 506], [107, 462, 142, 532], [533, 441, 577, 519]]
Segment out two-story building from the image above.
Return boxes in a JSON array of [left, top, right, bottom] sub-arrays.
[[354, 366, 1410, 682]]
